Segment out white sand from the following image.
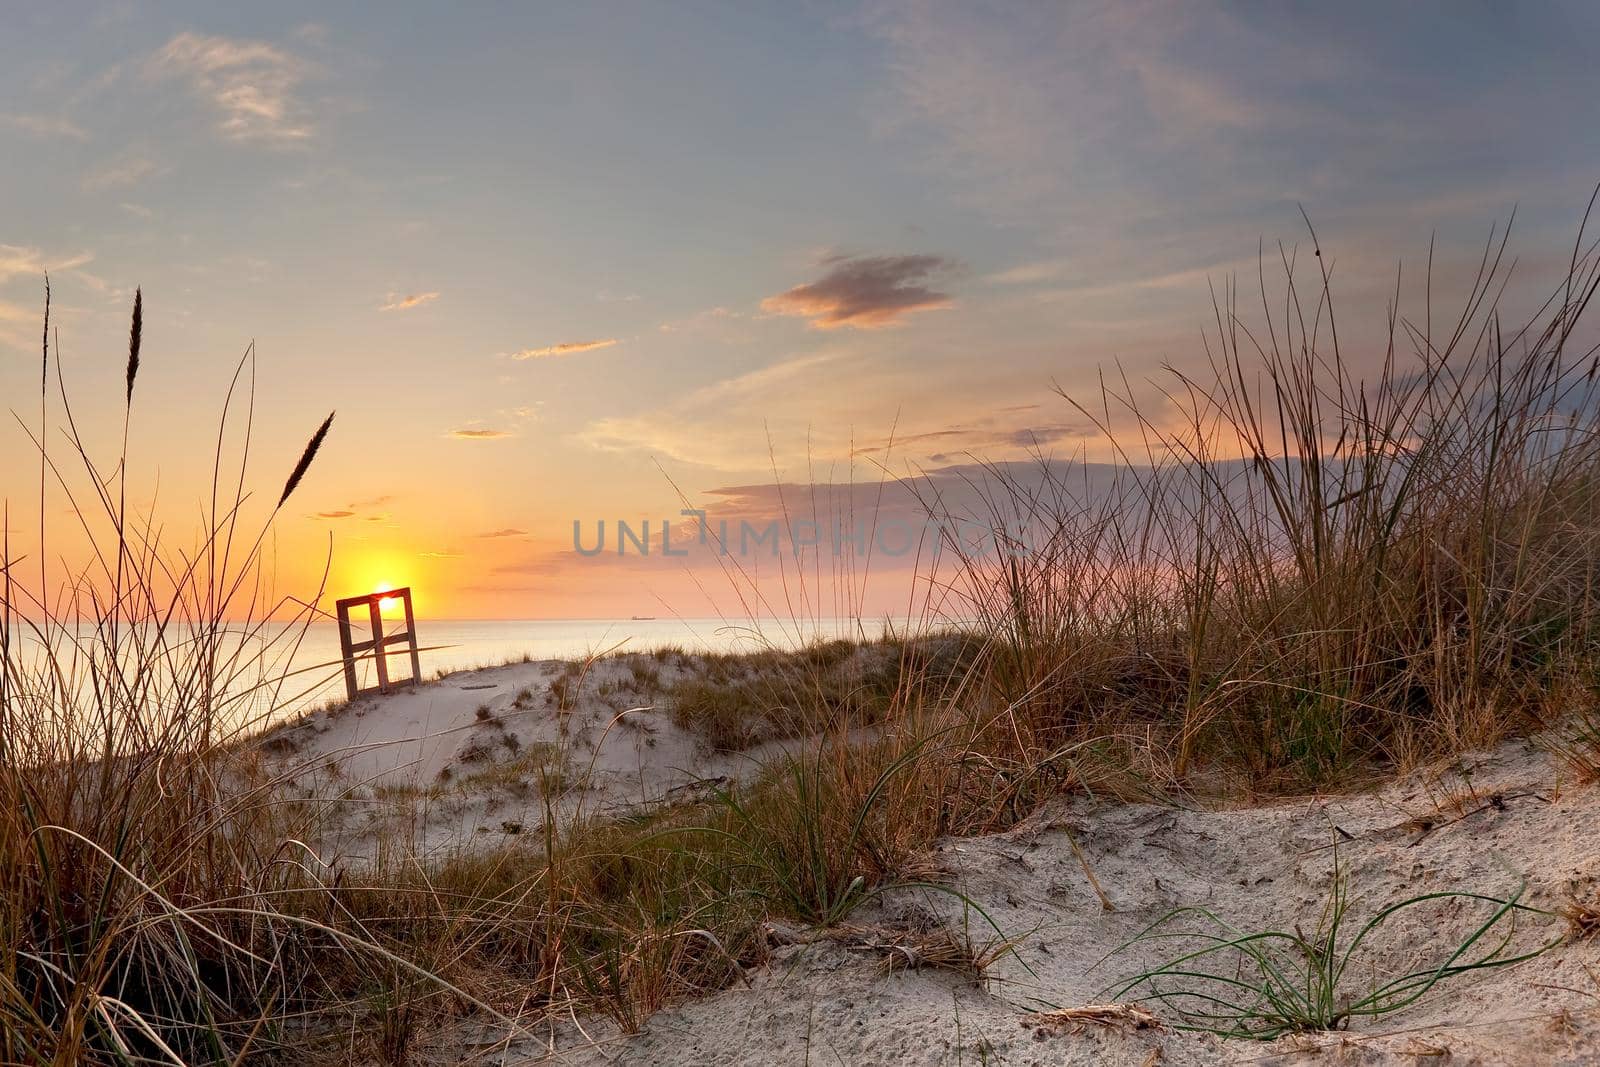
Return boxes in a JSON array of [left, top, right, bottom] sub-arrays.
[[259, 652, 799, 859], [262, 659, 1600, 1065]]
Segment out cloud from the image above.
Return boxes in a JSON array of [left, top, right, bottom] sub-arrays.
[[0, 299, 43, 352], [582, 349, 1098, 471], [987, 260, 1070, 285], [0, 244, 95, 285], [658, 307, 740, 333], [380, 291, 439, 311], [761, 254, 956, 328], [477, 528, 529, 538], [150, 32, 316, 144], [81, 153, 160, 191], [314, 509, 355, 519], [0, 247, 102, 351], [0, 299, 38, 325], [579, 349, 861, 468], [511, 338, 619, 359], [420, 550, 463, 559], [2, 113, 87, 139], [448, 429, 513, 440], [850, 422, 1091, 457]]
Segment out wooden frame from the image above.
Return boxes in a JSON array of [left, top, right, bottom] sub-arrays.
[[335, 587, 422, 700]]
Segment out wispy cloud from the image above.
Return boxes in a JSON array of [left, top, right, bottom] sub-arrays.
[[0, 244, 95, 285], [580, 350, 854, 468], [81, 152, 160, 192], [1, 113, 87, 140], [0, 300, 38, 325], [659, 307, 740, 333], [150, 32, 317, 144], [477, 527, 529, 538], [511, 338, 618, 359], [0, 299, 44, 352], [448, 428, 513, 440], [849, 421, 1090, 458], [987, 259, 1070, 285], [309, 495, 394, 523], [762, 254, 956, 328], [380, 291, 439, 311], [420, 549, 463, 558], [0, 247, 102, 351]]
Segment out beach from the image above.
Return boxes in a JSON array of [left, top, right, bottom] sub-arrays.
[[262, 653, 1600, 1065]]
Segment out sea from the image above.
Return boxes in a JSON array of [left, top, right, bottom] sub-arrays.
[[2, 616, 896, 730], [297, 615, 877, 695]]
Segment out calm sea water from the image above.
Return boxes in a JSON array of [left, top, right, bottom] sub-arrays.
[[315, 617, 868, 683], [291, 615, 905, 713], [3, 616, 900, 729]]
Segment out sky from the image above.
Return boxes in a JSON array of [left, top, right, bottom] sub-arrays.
[[3, 1, 1600, 621]]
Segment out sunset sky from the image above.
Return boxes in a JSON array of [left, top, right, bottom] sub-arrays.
[[4, 2, 1600, 619]]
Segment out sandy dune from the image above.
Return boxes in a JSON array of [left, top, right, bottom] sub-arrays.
[[263, 659, 1600, 1065], [259, 652, 801, 859]]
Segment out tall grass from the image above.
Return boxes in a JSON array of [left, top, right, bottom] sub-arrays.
[[939, 198, 1600, 786], [0, 289, 359, 1061]]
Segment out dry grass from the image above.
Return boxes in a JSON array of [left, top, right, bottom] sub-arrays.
[[7, 198, 1600, 1059], [1028, 1003, 1162, 1034], [1549, 705, 1600, 782], [663, 638, 924, 751], [1563, 896, 1600, 942], [762, 916, 1020, 978], [0, 294, 355, 1061], [932, 197, 1600, 789]]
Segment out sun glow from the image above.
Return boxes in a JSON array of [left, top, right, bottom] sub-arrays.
[[372, 582, 404, 617], [338, 550, 427, 618]]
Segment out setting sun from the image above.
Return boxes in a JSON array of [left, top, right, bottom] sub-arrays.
[[338, 550, 428, 617]]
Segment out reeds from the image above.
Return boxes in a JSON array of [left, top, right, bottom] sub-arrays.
[[0, 288, 361, 1061], [937, 194, 1600, 787]]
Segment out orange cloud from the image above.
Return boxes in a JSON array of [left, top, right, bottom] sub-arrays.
[[477, 527, 529, 538], [381, 291, 440, 311], [151, 32, 315, 144], [448, 428, 513, 440], [511, 338, 619, 359], [762, 254, 956, 328]]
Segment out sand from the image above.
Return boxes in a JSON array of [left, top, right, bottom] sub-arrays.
[[260, 657, 1600, 1065], [258, 651, 826, 860]]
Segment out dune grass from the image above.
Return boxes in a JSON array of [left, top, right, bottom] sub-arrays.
[[1106, 856, 1563, 1039], [5, 200, 1600, 1058], [934, 197, 1600, 789]]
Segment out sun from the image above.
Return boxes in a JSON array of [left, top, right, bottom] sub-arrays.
[[342, 552, 428, 619], [373, 582, 403, 616]]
